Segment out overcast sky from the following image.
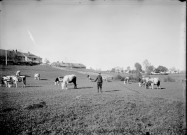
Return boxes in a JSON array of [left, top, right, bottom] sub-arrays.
[[0, 0, 186, 71]]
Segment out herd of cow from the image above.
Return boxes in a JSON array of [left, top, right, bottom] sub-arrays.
[[1, 70, 26, 88], [1, 70, 161, 90], [0, 70, 78, 90], [138, 76, 160, 89]]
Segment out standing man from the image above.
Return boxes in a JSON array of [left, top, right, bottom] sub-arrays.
[[94, 72, 103, 93]]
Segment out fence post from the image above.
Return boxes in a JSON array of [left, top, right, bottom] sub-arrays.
[[5, 50, 7, 66]]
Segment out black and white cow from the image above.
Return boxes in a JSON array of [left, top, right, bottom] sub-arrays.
[[139, 77, 160, 89], [1, 75, 26, 88], [61, 74, 77, 89], [87, 75, 94, 81], [124, 76, 130, 84], [34, 73, 40, 80], [54, 77, 64, 85]]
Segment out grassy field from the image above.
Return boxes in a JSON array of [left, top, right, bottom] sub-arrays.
[[0, 65, 186, 135]]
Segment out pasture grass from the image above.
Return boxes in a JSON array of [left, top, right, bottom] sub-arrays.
[[0, 65, 186, 135], [163, 76, 176, 82]]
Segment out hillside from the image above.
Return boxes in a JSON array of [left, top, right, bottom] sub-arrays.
[[0, 65, 186, 135]]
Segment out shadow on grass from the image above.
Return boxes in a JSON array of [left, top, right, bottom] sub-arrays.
[[105, 89, 121, 92], [77, 87, 93, 89], [25, 101, 47, 110], [1, 107, 17, 113], [68, 87, 93, 90], [39, 79, 48, 80], [153, 87, 166, 90], [26, 85, 42, 87]]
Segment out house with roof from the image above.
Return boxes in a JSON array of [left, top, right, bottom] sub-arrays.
[[0, 49, 42, 65], [22, 52, 42, 65], [51, 61, 86, 69]]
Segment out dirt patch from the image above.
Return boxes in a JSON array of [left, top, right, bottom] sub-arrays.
[[24, 101, 47, 110]]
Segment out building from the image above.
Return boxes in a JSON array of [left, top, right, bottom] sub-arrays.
[[0, 49, 42, 65], [51, 61, 86, 69]]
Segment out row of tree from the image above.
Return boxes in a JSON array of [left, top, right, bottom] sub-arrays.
[[134, 60, 168, 74], [111, 59, 179, 75]]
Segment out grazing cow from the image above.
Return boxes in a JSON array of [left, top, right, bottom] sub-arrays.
[[54, 77, 64, 85], [139, 77, 150, 87], [34, 73, 40, 80], [87, 75, 94, 81], [61, 74, 77, 90], [103, 76, 107, 81], [139, 77, 160, 89], [124, 77, 130, 84], [1, 76, 13, 87], [102, 76, 113, 82], [1, 75, 26, 88], [148, 77, 160, 89]]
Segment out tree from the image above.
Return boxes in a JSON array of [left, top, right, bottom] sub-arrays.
[[142, 59, 151, 72], [44, 58, 50, 64], [127, 66, 131, 71], [142, 59, 154, 74], [111, 68, 115, 72], [134, 62, 142, 72], [148, 65, 154, 71], [155, 65, 168, 73], [169, 67, 177, 73], [147, 65, 155, 74]]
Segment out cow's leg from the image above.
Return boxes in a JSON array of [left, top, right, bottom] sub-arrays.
[[15, 82, 18, 88], [138, 82, 141, 87], [145, 82, 148, 89], [157, 80, 160, 89], [151, 83, 154, 89], [7, 83, 11, 88], [4, 81, 7, 87], [72, 77, 77, 89], [65, 82, 68, 89], [61, 82, 67, 89], [23, 77, 26, 87]]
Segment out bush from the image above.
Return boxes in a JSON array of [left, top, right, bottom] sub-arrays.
[[128, 73, 142, 83], [113, 74, 124, 80], [113, 73, 142, 82], [164, 76, 175, 82]]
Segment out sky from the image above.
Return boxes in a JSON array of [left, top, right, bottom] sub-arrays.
[[0, 0, 186, 71]]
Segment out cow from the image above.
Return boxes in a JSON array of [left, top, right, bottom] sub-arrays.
[[87, 75, 94, 81], [148, 77, 160, 89], [1, 75, 26, 88], [139, 77, 150, 87], [1, 76, 13, 87], [61, 74, 77, 90], [102, 76, 107, 81], [124, 76, 130, 84], [139, 76, 160, 89], [54, 77, 64, 85], [102, 76, 113, 82], [34, 73, 40, 80]]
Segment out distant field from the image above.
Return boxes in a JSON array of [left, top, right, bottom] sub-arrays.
[[0, 65, 186, 135]]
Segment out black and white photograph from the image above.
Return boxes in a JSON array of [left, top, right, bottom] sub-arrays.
[[0, 0, 186, 134]]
